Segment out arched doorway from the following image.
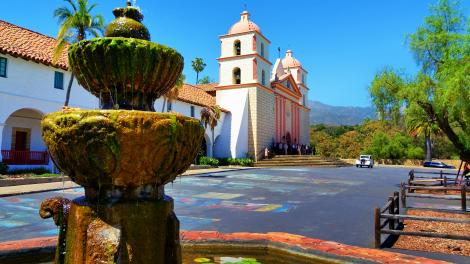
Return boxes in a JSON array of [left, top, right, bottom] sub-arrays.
[[1, 108, 49, 166]]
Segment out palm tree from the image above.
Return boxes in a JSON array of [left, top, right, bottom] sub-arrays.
[[200, 105, 222, 157], [162, 74, 185, 112], [405, 106, 441, 161], [53, 0, 104, 106], [191, 57, 206, 84]]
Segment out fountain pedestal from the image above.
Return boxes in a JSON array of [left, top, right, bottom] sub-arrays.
[[64, 197, 180, 264]]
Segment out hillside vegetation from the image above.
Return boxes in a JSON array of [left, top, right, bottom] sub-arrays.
[[310, 121, 458, 160]]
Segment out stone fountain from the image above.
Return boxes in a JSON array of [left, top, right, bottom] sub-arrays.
[[39, 2, 203, 263]]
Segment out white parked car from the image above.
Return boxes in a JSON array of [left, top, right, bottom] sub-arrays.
[[355, 155, 374, 168]]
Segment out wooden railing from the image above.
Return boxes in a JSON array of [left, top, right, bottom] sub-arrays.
[[374, 185, 470, 248], [400, 182, 468, 212], [374, 192, 400, 248], [407, 169, 458, 188], [1, 150, 49, 165]]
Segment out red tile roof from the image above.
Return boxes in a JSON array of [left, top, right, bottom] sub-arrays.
[[178, 84, 228, 112], [194, 83, 218, 92], [0, 20, 227, 112], [0, 20, 68, 70]]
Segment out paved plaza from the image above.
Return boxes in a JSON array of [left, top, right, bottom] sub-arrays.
[[0, 166, 462, 261]]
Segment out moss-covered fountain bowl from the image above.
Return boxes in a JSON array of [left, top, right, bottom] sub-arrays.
[[68, 38, 184, 110], [41, 108, 203, 199]]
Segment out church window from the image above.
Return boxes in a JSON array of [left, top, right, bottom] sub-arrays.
[[190, 106, 195, 117], [234, 40, 241, 56], [54, 71, 64, 90], [302, 74, 305, 83], [287, 82, 291, 89], [261, 70, 266, 85], [0, 57, 7, 78], [167, 101, 173, 112], [233, 68, 241, 84], [260, 43, 265, 57]]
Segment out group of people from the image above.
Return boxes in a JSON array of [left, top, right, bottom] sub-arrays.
[[268, 140, 315, 156]]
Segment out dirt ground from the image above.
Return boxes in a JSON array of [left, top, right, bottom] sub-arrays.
[[393, 209, 470, 256]]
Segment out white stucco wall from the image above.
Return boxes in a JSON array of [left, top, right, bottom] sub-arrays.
[[0, 54, 98, 115], [254, 32, 270, 60], [216, 88, 249, 158], [219, 58, 255, 86], [220, 34, 255, 58]]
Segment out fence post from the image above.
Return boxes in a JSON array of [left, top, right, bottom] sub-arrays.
[[374, 207, 381, 248], [440, 170, 443, 186], [388, 196, 395, 230], [462, 185, 467, 212], [409, 171, 415, 193], [444, 176, 448, 194], [400, 182, 407, 208], [394, 191, 400, 216]]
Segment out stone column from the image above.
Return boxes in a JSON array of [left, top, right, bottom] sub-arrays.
[[0, 123, 5, 162]]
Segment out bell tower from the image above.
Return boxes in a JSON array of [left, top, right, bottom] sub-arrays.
[[217, 11, 271, 87], [215, 11, 275, 161]]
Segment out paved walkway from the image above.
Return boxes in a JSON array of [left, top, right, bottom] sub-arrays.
[[0, 166, 464, 263]]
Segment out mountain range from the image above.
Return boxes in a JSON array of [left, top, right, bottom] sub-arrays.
[[309, 101, 376, 126]]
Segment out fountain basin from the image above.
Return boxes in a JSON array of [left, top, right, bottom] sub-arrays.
[[68, 38, 183, 110], [42, 109, 203, 198]]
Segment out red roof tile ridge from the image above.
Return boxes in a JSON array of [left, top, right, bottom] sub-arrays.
[[0, 20, 59, 42]]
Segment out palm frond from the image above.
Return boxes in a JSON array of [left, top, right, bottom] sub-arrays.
[[56, 17, 74, 41], [64, 0, 77, 12], [87, 3, 97, 13], [52, 39, 68, 64], [53, 7, 73, 23]]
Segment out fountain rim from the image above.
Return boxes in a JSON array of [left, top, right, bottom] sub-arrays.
[[0, 231, 449, 264]]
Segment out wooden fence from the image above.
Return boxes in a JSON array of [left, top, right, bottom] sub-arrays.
[[374, 185, 470, 248], [401, 182, 468, 212], [407, 169, 459, 189]]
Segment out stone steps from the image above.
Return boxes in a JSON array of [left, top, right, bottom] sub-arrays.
[[254, 155, 350, 167]]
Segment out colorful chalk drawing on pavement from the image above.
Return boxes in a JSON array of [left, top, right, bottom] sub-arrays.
[[0, 169, 361, 242], [175, 196, 296, 213], [178, 216, 220, 230], [194, 192, 244, 200]]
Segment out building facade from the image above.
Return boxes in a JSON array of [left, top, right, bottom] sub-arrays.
[[0, 11, 310, 170], [215, 11, 311, 160]]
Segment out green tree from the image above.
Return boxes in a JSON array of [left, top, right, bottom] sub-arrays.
[[200, 105, 222, 157], [53, 0, 104, 106], [198, 76, 213, 84], [369, 0, 470, 162], [405, 104, 441, 161], [337, 131, 362, 158], [369, 67, 405, 125], [191, 57, 206, 84], [311, 130, 338, 158]]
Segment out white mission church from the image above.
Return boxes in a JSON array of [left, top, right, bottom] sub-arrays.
[[0, 11, 310, 171]]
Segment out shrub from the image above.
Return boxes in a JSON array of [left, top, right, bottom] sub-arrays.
[[0, 162, 8, 175], [198, 156, 219, 166], [217, 157, 254, 167], [232, 158, 254, 166], [7, 167, 51, 175]]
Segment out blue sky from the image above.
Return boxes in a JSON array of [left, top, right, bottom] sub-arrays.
[[1, 0, 468, 107]]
